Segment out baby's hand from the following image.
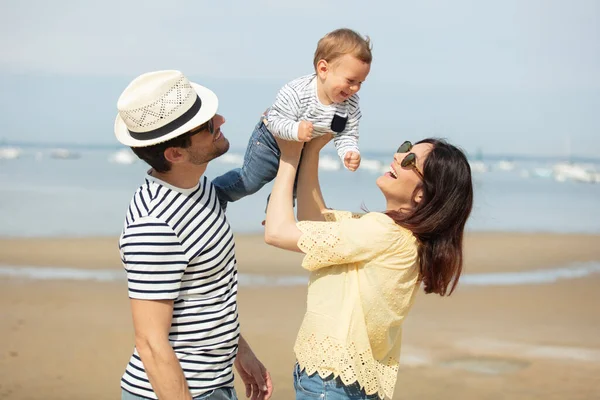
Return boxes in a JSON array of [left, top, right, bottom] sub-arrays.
[[298, 121, 313, 142], [344, 151, 361, 171]]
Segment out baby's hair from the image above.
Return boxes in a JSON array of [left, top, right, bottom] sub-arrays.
[[313, 28, 372, 70]]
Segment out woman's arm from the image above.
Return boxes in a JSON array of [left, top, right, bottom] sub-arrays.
[[296, 134, 333, 222], [264, 139, 304, 252]]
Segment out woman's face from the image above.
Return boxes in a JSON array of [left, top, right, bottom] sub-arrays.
[[376, 142, 433, 211]]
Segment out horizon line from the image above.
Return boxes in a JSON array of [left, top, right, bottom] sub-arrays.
[[1, 140, 598, 162]]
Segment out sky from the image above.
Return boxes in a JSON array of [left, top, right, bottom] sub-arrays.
[[0, 0, 599, 157]]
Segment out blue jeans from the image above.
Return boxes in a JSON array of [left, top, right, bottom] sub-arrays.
[[121, 387, 237, 400], [213, 119, 298, 211], [293, 363, 380, 399]]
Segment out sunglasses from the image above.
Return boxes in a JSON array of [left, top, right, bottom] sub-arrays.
[[397, 141, 424, 180], [188, 118, 215, 136]]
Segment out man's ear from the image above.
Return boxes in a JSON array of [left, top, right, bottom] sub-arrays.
[[316, 59, 329, 80], [163, 147, 187, 164]]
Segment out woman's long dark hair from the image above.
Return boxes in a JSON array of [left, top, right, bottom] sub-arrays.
[[385, 139, 473, 296]]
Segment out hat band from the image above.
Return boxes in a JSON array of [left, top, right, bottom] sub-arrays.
[[128, 95, 202, 141]]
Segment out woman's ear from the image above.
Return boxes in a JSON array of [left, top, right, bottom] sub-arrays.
[[163, 147, 187, 164], [414, 186, 424, 204]]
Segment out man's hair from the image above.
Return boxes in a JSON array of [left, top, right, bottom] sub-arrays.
[[130, 130, 195, 173], [313, 28, 373, 70], [130, 118, 213, 172]]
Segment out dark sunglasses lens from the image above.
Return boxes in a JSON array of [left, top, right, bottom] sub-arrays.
[[397, 141, 412, 153], [401, 153, 416, 168]]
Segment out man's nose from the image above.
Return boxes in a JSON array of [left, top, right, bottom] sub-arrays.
[[214, 114, 225, 127]]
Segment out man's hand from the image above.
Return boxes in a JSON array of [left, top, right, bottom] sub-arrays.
[[297, 121, 313, 142], [234, 340, 273, 400], [344, 151, 361, 171]]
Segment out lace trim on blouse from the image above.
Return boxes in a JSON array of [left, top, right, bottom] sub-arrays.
[[295, 328, 398, 399]]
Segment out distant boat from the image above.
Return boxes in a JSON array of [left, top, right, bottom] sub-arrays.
[[531, 167, 553, 179], [552, 162, 597, 183], [469, 161, 488, 173], [495, 160, 515, 172], [319, 154, 341, 171], [109, 149, 137, 165], [50, 148, 80, 160], [0, 146, 21, 160], [360, 158, 382, 173], [550, 136, 598, 183]]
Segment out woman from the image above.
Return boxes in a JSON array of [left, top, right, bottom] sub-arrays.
[[264, 134, 473, 400]]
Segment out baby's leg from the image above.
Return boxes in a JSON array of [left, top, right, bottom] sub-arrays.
[[213, 120, 280, 210]]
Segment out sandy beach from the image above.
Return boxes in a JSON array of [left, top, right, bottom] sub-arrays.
[[1, 232, 599, 399]]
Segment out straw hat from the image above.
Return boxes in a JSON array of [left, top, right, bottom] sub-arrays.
[[114, 70, 218, 147]]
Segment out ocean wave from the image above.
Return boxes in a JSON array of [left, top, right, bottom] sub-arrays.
[[1, 262, 599, 287]]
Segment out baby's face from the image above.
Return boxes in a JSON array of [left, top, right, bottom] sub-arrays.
[[320, 54, 370, 104]]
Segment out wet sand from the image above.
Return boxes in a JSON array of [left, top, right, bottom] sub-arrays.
[[0, 233, 599, 399]]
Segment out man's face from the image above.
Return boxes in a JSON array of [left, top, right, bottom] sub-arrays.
[[185, 114, 230, 165]]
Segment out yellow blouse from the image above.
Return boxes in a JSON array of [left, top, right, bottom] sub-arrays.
[[295, 210, 420, 399]]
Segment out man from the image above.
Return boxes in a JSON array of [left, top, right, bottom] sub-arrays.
[[114, 70, 272, 400]]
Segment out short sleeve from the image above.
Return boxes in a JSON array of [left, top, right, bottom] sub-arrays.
[[297, 212, 395, 271], [321, 209, 364, 222], [119, 216, 188, 300]]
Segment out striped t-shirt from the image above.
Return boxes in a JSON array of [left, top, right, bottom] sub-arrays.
[[119, 173, 239, 399], [266, 73, 361, 162]]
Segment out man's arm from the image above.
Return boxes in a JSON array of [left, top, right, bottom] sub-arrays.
[[131, 298, 192, 400], [121, 217, 190, 399]]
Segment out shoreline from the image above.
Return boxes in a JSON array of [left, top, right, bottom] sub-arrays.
[[1, 232, 599, 273]]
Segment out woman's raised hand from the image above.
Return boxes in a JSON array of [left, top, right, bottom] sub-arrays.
[[274, 136, 304, 164], [304, 133, 333, 153]]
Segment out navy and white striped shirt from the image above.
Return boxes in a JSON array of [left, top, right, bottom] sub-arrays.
[[267, 73, 361, 162], [119, 173, 239, 399]]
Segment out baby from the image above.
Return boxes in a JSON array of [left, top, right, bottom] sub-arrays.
[[213, 28, 372, 210]]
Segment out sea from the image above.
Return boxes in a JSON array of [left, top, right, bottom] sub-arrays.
[[1, 145, 600, 285], [1, 146, 599, 237]]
